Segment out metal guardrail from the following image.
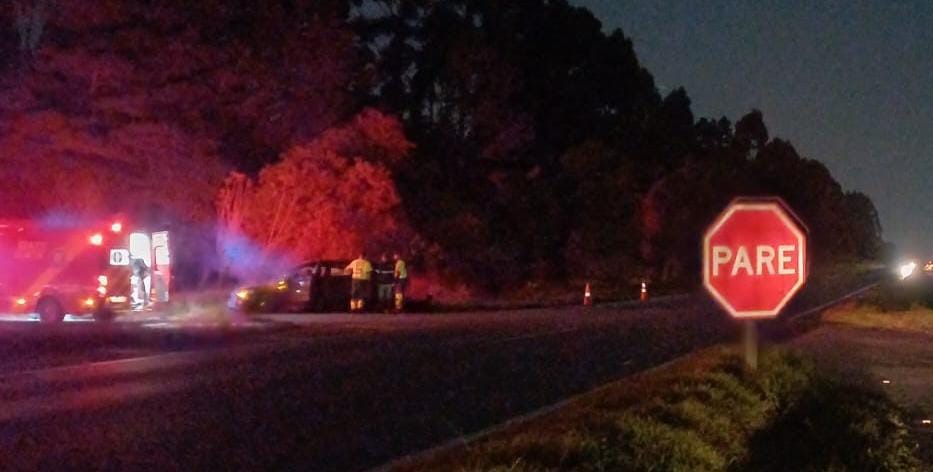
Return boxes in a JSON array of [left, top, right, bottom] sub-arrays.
[[783, 282, 880, 323]]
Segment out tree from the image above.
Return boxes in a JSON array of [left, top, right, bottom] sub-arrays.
[[561, 140, 642, 281], [843, 191, 883, 259], [12, 0, 48, 59], [752, 138, 857, 262], [217, 109, 414, 279], [640, 158, 746, 283], [0, 0, 886, 291], [0, 110, 224, 222], [125, 1, 361, 171], [357, 0, 667, 286], [734, 109, 769, 156], [695, 117, 733, 153]]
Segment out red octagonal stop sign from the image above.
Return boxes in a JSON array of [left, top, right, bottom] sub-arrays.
[[703, 199, 808, 319]]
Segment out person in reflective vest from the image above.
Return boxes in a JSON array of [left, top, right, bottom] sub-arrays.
[[346, 252, 373, 312], [393, 252, 408, 312]]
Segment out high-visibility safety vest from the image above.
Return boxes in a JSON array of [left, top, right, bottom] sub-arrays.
[[347, 258, 373, 280], [394, 259, 408, 280]]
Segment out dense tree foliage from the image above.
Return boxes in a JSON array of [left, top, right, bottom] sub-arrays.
[[0, 0, 884, 289], [354, 0, 883, 287], [217, 109, 414, 279]]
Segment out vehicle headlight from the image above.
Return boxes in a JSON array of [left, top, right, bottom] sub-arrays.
[[235, 289, 252, 301], [899, 261, 917, 280]]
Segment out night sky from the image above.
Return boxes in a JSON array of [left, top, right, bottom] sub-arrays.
[[573, 0, 933, 255]]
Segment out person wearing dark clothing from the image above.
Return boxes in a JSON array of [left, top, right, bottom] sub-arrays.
[[309, 263, 324, 311], [131, 258, 150, 310], [375, 253, 395, 313]]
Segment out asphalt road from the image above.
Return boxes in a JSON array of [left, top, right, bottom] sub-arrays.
[[0, 297, 741, 471]]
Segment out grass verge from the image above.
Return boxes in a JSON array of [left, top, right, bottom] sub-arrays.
[[824, 299, 933, 333], [391, 346, 920, 471]]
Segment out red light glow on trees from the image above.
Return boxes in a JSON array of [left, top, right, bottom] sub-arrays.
[[217, 109, 415, 273]]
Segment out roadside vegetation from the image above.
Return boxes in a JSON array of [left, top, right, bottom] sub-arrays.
[[395, 347, 920, 471], [861, 276, 933, 313], [825, 299, 933, 333]]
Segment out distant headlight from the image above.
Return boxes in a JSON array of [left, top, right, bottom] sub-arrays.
[[899, 261, 917, 280], [235, 289, 252, 300]]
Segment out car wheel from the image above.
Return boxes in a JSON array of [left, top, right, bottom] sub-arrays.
[[37, 298, 65, 323]]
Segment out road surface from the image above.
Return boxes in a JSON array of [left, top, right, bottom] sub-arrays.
[[0, 297, 741, 470]]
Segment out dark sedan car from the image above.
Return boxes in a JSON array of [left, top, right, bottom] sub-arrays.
[[228, 260, 352, 313]]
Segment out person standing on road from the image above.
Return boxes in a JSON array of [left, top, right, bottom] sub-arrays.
[[393, 252, 408, 312], [346, 252, 373, 313], [375, 253, 395, 313], [131, 258, 150, 310], [309, 262, 325, 312]]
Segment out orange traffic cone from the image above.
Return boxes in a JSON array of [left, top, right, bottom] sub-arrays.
[[583, 283, 593, 306], [640, 281, 648, 302]]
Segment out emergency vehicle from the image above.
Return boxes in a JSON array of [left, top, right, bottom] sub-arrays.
[[0, 216, 172, 322]]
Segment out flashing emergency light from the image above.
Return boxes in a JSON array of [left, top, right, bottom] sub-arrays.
[[89, 233, 104, 246], [97, 286, 107, 296], [235, 289, 251, 300], [111, 222, 122, 233], [15, 298, 26, 306], [84, 298, 96, 307], [98, 275, 108, 286]]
